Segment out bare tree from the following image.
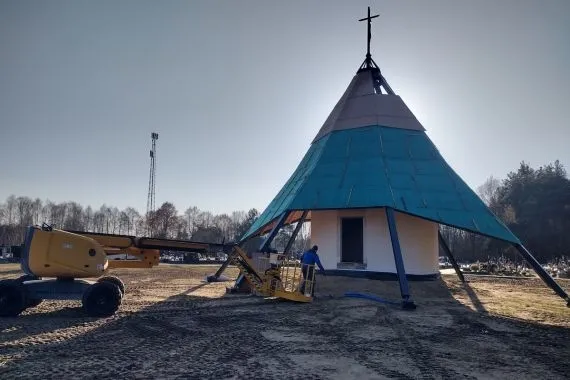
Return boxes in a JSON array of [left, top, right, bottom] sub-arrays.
[[84, 206, 94, 231], [174, 216, 189, 239], [122, 207, 140, 235], [109, 207, 119, 234], [5, 195, 16, 225], [51, 202, 67, 229], [477, 176, 501, 206], [196, 211, 214, 229], [213, 214, 232, 241], [0, 203, 6, 225], [136, 217, 146, 237], [64, 202, 84, 230], [16, 197, 34, 238], [153, 202, 178, 238], [99, 205, 114, 233], [32, 198, 43, 225], [184, 206, 200, 237], [41, 200, 55, 225], [94, 207, 108, 233], [229, 211, 246, 241]]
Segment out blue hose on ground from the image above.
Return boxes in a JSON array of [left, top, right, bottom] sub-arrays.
[[344, 292, 402, 305]]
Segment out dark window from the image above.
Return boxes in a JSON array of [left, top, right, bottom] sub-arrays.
[[341, 217, 364, 263]]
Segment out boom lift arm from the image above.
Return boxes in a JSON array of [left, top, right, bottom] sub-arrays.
[[64, 230, 211, 269]]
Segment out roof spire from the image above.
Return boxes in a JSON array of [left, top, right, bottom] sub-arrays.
[[356, 6, 394, 95], [358, 6, 379, 69]]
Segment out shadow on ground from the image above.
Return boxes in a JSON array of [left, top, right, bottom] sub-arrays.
[[0, 267, 569, 380], [462, 281, 487, 313]]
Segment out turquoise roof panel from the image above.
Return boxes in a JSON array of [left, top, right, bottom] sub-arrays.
[[242, 125, 520, 244]]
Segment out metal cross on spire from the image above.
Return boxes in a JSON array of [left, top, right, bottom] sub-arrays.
[[356, 7, 394, 95], [359, 6, 379, 66]]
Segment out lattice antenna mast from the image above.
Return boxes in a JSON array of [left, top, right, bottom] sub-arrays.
[[357, 7, 395, 95], [146, 132, 159, 219]]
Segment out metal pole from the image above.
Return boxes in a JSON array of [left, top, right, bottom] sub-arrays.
[[366, 7, 371, 58], [209, 249, 236, 281], [380, 75, 395, 95], [284, 210, 309, 255], [438, 231, 465, 283], [258, 211, 290, 253], [514, 243, 570, 306], [285, 258, 290, 291], [385, 207, 415, 309]]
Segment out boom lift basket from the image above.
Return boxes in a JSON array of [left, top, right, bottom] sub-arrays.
[[230, 247, 315, 302]]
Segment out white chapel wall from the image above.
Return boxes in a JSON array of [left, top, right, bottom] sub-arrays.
[[310, 210, 338, 269], [310, 209, 438, 275]]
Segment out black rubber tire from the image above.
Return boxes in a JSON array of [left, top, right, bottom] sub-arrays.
[[17, 274, 40, 283], [97, 276, 125, 296], [17, 275, 43, 308], [26, 298, 43, 308], [82, 281, 122, 317], [0, 280, 27, 317]]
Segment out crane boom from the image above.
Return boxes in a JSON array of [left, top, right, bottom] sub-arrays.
[[64, 230, 212, 269]]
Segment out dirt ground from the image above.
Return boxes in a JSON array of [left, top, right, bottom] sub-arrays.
[[0, 264, 569, 380]]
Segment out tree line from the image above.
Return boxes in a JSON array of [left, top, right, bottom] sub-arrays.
[[0, 198, 253, 244], [0, 196, 311, 254], [441, 160, 570, 263]]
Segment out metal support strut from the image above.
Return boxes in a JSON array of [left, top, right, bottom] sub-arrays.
[[438, 231, 465, 283], [514, 243, 570, 307], [258, 211, 290, 252], [385, 208, 416, 310], [209, 249, 235, 282], [283, 211, 309, 255]]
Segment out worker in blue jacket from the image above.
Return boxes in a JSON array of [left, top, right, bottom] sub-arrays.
[[299, 245, 325, 296]]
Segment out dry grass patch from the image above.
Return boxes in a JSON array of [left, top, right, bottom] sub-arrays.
[[443, 274, 570, 327]]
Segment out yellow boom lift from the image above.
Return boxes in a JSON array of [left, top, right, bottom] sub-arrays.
[[0, 224, 209, 317], [0, 224, 317, 318]]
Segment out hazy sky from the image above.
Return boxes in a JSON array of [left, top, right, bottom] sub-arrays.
[[1, 0, 569, 215]]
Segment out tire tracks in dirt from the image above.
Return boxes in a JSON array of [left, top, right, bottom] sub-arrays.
[[379, 307, 473, 380]]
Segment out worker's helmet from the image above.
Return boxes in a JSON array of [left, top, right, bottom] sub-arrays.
[[312, 245, 318, 251]]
